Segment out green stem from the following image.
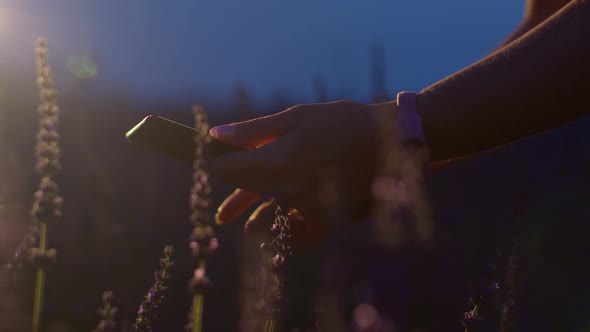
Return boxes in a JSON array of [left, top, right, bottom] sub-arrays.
[[191, 260, 206, 332], [32, 222, 47, 332]]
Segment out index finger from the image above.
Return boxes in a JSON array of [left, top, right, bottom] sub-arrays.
[[216, 188, 262, 225], [200, 134, 298, 192]]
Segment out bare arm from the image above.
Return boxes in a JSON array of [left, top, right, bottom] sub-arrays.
[[419, 0, 590, 161]]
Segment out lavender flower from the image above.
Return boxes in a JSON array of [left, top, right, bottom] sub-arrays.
[[188, 225, 218, 260], [266, 206, 294, 272], [352, 303, 396, 332], [28, 248, 58, 270], [260, 206, 296, 331], [370, 108, 433, 249], [94, 291, 118, 332], [189, 105, 212, 228], [1, 225, 39, 271], [31, 176, 63, 224], [2, 39, 63, 274], [30, 37, 63, 332], [133, 246, 174, 332], [185, 105, 218, 332], [187, 267, 211, 292]]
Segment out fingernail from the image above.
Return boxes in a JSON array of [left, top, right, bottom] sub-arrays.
[[215, 213, 224, 225], [243, 219, 254, 233], [209, 125, 235, 139]]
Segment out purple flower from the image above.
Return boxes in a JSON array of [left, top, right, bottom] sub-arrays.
[[133, 246, 174, 332], [93, 291, 118, 332]]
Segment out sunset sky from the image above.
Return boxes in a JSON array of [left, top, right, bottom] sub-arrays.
[[1, 0, 523, 105]]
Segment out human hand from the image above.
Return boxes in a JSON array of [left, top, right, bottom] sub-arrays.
[[202, 100, 398, 238]]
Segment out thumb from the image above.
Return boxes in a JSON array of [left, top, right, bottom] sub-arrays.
[[209, 106, 303, 148]]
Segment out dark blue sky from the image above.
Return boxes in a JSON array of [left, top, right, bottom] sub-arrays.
[[1, 0, 523, 104]]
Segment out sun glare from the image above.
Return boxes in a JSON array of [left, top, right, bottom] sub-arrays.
[[0, 10, 8, 36], [0, 6, 17, 42]]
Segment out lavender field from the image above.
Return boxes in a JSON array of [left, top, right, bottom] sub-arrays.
[[1, 3, 590, 329]]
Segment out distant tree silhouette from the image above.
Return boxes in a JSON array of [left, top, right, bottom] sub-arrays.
[[272, 88, 291, 111], [313, 73, 328, 103], [234, 84, 252, 121], [370, 41, 390, 103]]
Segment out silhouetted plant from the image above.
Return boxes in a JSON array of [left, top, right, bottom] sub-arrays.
[[134, 245, 175, 332], [235, 84, 252, 121], [29, 37, 64, 332], [185, 105, 218, 332], [94, 291, 118, 332], [371, 108, 433, 250], [1, 225, 39, 271], [260, 206, 294, 331], [313, 73, 328, 103]]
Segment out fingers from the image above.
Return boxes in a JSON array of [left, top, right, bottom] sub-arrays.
[[244, 202, 328, 250], [201, 130, 303, 192], [244, 199, 277, 234], [209, 105, 305, 148], [215, 189, 261, 224], [203, 101, 360, 191]]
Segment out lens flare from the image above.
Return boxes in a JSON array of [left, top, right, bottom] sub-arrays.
[[66, 55, 97, 79]]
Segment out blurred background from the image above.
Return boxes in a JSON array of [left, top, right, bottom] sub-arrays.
[[0, 0, 523, 104], [4, 1, 589, 331]]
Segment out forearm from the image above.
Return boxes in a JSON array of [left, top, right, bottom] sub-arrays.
[[418, 0, 590, 161]]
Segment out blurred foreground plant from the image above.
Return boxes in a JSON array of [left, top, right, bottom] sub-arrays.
[[134, 245, 175, 331], [94, 291, 118, 332], [91, 246, 174, 332], [261, 206, 295, 332], [30, 38, 64, 332], [185, 105, 219, 332], [371, 108, 433, 250]]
